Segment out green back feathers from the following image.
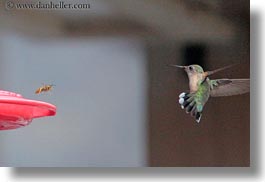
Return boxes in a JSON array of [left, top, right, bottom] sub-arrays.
[[178, 77, 211, 122]]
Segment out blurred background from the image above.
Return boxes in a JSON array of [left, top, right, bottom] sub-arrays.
[[0, 0, 249, 167]]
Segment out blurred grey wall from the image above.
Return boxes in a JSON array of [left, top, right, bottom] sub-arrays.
[[0, 33, 148, 167]]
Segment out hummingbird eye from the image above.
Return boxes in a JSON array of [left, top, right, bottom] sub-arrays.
[[188, 66, 193, 71]]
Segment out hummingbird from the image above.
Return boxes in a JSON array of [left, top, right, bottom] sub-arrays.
[[170, 64, 250, 123]]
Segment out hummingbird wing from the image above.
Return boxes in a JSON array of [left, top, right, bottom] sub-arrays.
[[210, 79, 250, 97]]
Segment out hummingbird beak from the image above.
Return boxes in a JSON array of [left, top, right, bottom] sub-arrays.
[[168, 64, 186, 69]]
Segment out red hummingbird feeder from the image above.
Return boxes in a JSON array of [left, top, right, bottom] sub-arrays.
[[0, 90, 56, 130]]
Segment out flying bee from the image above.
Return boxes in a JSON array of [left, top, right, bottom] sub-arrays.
[[35, 84, 55, 94]]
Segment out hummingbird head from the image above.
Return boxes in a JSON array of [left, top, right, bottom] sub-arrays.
[[170, 63, 238, 77], [169, 64, 204, 76], [169, 64, 207, 93]]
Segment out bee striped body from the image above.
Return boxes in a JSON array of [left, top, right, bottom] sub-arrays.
[[35, 84, 55, 94]]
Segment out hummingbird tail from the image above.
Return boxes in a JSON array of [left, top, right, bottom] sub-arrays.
[[179, 92, 202, 123], [195, 113, 202, 123]]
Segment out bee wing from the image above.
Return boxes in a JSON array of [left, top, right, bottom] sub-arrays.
[[210, 79, 250, 97]]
